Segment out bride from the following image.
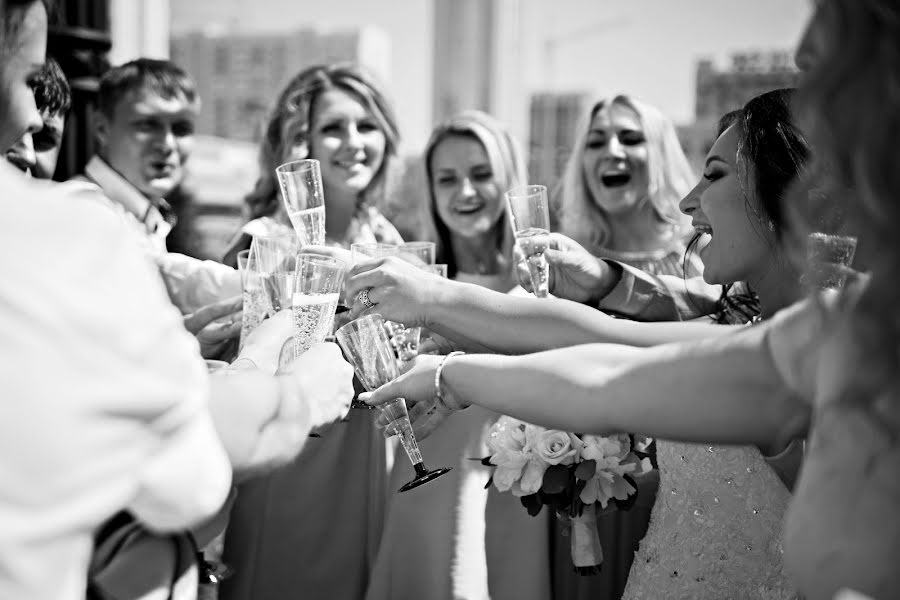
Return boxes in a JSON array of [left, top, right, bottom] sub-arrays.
[[342, 88, 810, 598]]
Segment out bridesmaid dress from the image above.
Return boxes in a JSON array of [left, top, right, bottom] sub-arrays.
[[365, 271, 551, 600], [220, 206, 403, 600]]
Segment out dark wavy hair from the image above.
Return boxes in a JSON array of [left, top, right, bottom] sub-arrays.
[[33, 56, 70, 116], [686, 88, 811, 323], [242, 62, 400, 223]]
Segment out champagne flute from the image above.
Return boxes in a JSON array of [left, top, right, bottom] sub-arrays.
[[277, 159, 326, 246], [336, 314, 452, 492], [253, 233, 298, 315], [350, 243, 416, 362], [395, 246, 439, 361], [350, 242, 400, 263], [291, 253, 347, 358], [398, 241, 436, 267], [236, 246, 267, 351], [506, 184, 551, 298]]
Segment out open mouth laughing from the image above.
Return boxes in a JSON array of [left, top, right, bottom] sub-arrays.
[[600, 171, 632, 188]]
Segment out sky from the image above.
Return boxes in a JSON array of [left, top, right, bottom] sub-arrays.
[[171, 0, 813, 152]]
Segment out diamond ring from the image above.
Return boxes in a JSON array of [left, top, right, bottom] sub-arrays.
[[358, 288, 376, 309]]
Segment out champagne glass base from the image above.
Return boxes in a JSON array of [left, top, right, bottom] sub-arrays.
[[398, 466, 452, 493]]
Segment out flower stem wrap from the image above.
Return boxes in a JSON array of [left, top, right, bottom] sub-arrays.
[[570, 508, 603, 575]]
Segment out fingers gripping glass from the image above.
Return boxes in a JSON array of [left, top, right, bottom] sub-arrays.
[[336, 314, 451, 492], [506, 184, 551, 298]]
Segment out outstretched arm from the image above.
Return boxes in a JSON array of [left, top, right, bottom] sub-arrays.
[[362, 301, 817, 448], [343, 257, 730, 355]]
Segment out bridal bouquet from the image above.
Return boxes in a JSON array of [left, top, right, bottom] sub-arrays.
[[482, 416, 652, 574]]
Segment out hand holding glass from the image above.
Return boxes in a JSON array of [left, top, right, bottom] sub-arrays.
[[506, 184, 551, 298], [336, 314, 451, 492]]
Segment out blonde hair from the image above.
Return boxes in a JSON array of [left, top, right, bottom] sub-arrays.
[[422, 110, 527, 278], [556, 94, 695, 252], [243, 62, 400, 222]]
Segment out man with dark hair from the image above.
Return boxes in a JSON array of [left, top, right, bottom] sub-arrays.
[[77, 57, 242, 348], [5, 56, 70, 178]]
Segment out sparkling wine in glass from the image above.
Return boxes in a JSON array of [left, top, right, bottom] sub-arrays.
[[506, 184, 551, 298], [277, 159, 326, 246], [291, 253, 347, 357], [236, 247, 267, 350], [336, 314, 451, 492]]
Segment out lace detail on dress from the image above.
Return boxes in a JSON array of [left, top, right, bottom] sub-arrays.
[[622, 442, 798, 600]]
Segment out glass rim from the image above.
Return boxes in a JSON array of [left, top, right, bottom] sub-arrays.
[[335, 312, 385, 339], [295, 252, 348, 270], [255, 232, 296, 242], [505, 184, 547, 199], [275, 158, 321, 175], [350, 242, 399, 251], [400, 241, 436, 249]]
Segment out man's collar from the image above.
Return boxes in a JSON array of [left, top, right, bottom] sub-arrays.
[[84, 156, 156, 221], [84, 155, 176, 237]]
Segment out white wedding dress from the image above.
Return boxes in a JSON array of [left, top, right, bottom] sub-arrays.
[[622, 441, 797, 599]]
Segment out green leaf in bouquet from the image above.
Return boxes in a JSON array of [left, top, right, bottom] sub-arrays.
[[471, 456, 495, 466], [484, 475, 493, 490], [541, 464, 570, 494], [574, 459, 596, 481], [520, 493, 544, 517], [613, 474, 639, 511]]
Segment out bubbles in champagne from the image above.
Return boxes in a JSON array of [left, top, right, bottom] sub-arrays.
[[515, 227, 551, 297], [288, 205, 326, 246], [240, 286, 268, 350], [291, 292, 340, 355]]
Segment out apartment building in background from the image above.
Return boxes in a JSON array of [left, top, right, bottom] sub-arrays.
[[171, 26, 390, 142]]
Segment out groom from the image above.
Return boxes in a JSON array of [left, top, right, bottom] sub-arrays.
[[75, 57, 243, 354]]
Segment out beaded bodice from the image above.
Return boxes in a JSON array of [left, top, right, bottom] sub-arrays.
[[622, 441, 798, 599]]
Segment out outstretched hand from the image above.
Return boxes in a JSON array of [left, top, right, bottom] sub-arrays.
[[515, 233, 618, 303], [359, 354, 470, 439], [343, 256, 449, 324], [183, 295, 243, 358]]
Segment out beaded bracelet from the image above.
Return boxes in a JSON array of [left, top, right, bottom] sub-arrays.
[[434, 351, 465, 411]]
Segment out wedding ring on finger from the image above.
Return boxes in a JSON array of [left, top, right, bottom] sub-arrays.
[[357, 288, 376, 309]]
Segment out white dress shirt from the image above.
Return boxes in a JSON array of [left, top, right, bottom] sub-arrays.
[[0, 165, 232, 600], [80, 156, 241, 314]]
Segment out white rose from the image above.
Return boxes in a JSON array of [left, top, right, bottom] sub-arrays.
[[535, 430, 582, 466]]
